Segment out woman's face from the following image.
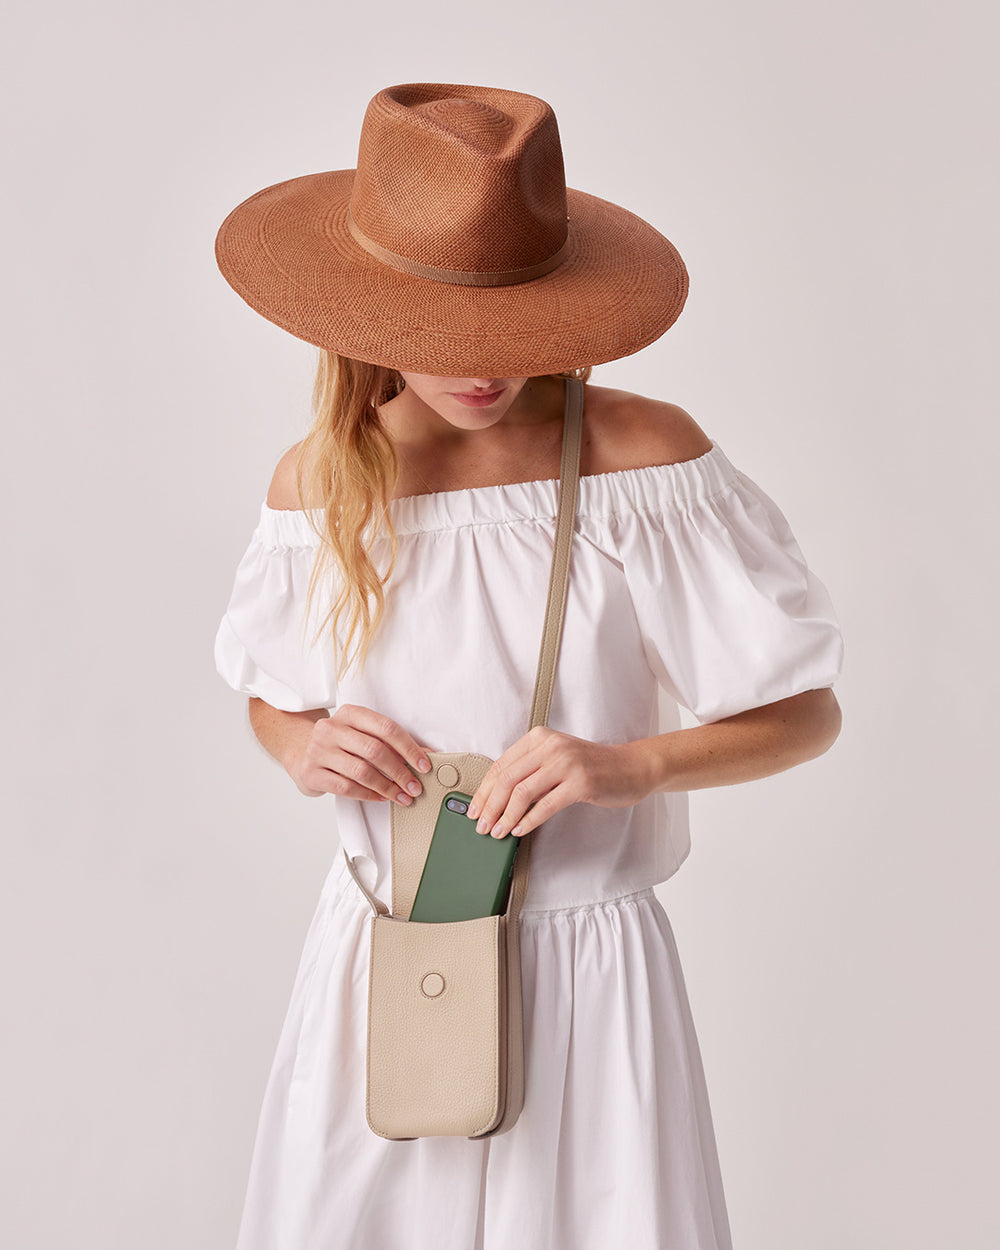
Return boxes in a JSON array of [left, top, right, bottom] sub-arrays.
[[396, 372, 532, 430]]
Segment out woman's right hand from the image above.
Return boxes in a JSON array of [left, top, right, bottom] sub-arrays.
[[285, 703, 433, 803]]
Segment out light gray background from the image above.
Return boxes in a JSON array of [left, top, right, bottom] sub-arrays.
[[3, 1, 996, 1246]]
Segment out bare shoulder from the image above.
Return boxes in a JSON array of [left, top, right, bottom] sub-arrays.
[[265, 441, 323, 510], [580, 383, 713, 476]]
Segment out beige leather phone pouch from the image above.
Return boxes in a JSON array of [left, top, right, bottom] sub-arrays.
[[364, 749, 524, 1141], [366, 906, 509, 1140]]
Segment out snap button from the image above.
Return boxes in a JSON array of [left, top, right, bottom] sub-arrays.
[[436, 763, 460, 788], [421, 972, 445, 998]]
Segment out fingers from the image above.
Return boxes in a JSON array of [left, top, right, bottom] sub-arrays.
[[505, 782, 574, 838], [469, 727, 610, 838], [468, 735, 568, 838], [332, 725, 427, 802], [468, 727, 552, 833], [300, 704, 432, 804], [473, 764, 576, 840], [335, 705, 432, 777]]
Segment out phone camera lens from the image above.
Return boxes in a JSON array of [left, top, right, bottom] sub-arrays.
[[445, 798, 469, 814]]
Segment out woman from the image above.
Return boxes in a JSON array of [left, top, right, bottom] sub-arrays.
[[215, 83, 844, 1250]]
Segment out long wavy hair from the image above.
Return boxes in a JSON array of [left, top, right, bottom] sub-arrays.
[[295, 353, 592, 678]]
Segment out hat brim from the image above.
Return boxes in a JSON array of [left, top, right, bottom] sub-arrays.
[[215, 170, 688, 376]]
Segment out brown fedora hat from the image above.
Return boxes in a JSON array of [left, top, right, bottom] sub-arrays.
[[215, 82, 688, 376]]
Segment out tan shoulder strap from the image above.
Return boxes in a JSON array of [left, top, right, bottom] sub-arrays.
[[499, 376, 583, 923], [528, 375, 584, 731]]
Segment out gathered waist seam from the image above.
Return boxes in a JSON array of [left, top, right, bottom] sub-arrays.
[[519, 885, 657, 918], [326, 851, 660, 920]]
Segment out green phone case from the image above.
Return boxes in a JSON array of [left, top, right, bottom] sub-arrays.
[[408, 793, 520, 923]]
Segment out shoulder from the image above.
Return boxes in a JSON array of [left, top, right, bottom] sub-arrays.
[[580, 383, 713, 476], [265, 442, 324, 510]]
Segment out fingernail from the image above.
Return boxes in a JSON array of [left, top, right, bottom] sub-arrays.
[[510, 825, 523, 837], [476, 819, 486, 834], [407, 780, 421, 796], [417, 757, 432, 773], [491, 827, 504, 839], [467, 803, 480, 820], [396, 793, 412, 805]]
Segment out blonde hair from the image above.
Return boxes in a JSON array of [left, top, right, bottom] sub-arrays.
[[297, 352, 592, 677]]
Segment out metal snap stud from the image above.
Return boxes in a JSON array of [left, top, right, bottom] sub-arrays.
[[420, 972, 445, 998], [436, 763, 460, 788]]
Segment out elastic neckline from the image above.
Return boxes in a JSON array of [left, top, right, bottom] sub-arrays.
[[258, 440, 739, 539]]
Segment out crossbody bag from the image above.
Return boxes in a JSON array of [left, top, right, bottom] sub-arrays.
[[342, 375, 584, 1139]]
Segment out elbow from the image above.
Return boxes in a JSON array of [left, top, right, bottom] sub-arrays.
[[799, 687, 842, 761], [750, 687, 842, 766]]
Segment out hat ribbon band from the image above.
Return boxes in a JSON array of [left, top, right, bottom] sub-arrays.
[[346, 211, 568, 287]]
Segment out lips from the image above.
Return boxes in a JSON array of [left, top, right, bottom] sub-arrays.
[[450, 388, 505, 407]]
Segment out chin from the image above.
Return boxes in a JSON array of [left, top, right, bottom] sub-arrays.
[[445, 408, 507, 430]]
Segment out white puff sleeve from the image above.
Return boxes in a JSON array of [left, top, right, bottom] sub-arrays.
[[615, 446, 845, 725], [214, 503, 338, 711]]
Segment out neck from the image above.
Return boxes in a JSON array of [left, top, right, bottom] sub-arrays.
[[381, 375, 566, 446], [494, 376, 567, 428], [379, 376, 572, 498]]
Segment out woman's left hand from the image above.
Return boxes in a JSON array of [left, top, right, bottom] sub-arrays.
[[467, 727, 652, 840]]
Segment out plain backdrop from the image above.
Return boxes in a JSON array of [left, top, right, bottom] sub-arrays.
[[3, 1, 997, 1246]]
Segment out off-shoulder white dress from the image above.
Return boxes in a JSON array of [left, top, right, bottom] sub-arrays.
[[215, 439, 844, 1250]]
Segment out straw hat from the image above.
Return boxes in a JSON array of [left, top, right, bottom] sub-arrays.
[[215, 82, 688, 376]]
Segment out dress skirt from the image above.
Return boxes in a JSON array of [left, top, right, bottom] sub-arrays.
[[219, 429, 846, 1250], [234, 850, 734, 1250]]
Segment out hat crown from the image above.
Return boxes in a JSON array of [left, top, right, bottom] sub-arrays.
[[350, 83, 569, 275]]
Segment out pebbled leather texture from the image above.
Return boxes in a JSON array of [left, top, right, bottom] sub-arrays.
[[366, 911, 507, 1139]]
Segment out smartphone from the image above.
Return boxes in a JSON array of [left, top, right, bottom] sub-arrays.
[[408, 792, 519, 923]]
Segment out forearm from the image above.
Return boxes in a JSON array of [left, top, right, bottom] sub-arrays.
[[629, 688, 842, 795], [248, 697, 330, 774]]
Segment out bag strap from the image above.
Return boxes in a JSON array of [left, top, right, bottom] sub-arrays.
[[343, 376, 584, 914], [528, 376, 584, 732], [502, 375, 583, 926]]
